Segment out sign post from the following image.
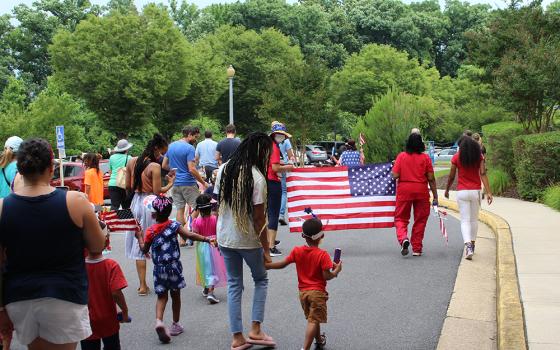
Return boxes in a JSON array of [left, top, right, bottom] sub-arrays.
[[56, 126, 65, 186]]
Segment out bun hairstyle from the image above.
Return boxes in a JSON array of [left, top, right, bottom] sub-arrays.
[[16, 138, 53, 177]]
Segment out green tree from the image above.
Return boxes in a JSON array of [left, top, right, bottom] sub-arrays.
[[353, 88, 420, 162], [330, 44, 439, 116], [469, 3, 560, 132], [50, 5, 194, 136], [259, 61, 333, 147], [198, 25, 305, 134], [5, 0, 102, 91]]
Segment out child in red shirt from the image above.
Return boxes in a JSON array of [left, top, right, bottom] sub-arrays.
[[81, 249, 130, 350], [266, 217, 342, 350]]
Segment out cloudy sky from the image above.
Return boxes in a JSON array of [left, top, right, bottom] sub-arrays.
[[0, 0, 553, 16]]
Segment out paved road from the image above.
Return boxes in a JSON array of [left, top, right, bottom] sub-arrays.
[[11, 215, 464, 350]]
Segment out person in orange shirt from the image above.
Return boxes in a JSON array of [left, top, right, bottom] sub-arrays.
[[84, 153, 104, 206]]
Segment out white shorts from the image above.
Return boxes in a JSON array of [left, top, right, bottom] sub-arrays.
[[6, 297, 91, 345]]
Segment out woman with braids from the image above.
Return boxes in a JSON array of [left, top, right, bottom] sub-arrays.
[[125, 134, 175, 296], [214, 132, 277, 350], [445, 136, 493, 260], [0, 138, 105, 349]]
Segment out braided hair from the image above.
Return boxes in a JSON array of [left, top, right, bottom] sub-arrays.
[[218, 132, 272, 235], [133, 134, 168, 192]]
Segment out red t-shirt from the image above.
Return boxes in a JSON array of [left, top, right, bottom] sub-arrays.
[[286, 246, 333, 292], [192, 215, 217, 237], [393, 152, 434, 199], [85, 257, 128, 339], [267, 143, 281, 182], [451, 152, 482, 190]]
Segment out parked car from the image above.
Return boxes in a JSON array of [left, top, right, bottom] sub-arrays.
[[305, 145, 328, 163], [434, 148, 457, 162], [51, 160, 111, 199], [312, 141, 346, 157]]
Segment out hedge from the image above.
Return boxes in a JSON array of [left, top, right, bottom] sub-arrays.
[[482, 121, 525, 177], [513, 131, 560, 200], [543, 185, 560, 212], [488, 168, 511, 196]]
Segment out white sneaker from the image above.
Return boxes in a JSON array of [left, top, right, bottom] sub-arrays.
[[207, 293, 220, 304]]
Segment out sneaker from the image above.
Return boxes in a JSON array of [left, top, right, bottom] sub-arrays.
[[155, 320, 171, 343], [207, 293, 220, 304], [202, 288, 209, 297], [472, 242, 476, 254], [279, 218, 288, 226], [401, 239, 410, 256], [412, 252, 422, 256], [275, 240, 281, 246], [169, 322, 184, 336], [465, 243, 474, 260], [315, 333, 327, 349], [270, 247, 283, 257]]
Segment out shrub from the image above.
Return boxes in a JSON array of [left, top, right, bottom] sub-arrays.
[[543, 185, 560, 211], [482, 121, 524, 177], [487, 168, 511, 196], [513, 131, 560, 200]]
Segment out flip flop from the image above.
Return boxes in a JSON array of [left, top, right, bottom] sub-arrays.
[[231, 343, 253, 350], [138, 287, 150, 296], [247, 334, 276, 347]]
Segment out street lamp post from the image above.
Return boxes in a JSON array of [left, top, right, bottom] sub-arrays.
[[227, 65, 235, 125]]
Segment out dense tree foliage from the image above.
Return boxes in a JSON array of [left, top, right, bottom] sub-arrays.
[[0, 0, 557, 155]]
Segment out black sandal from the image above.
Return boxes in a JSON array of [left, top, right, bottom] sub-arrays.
[[315, 333, 326, 349]]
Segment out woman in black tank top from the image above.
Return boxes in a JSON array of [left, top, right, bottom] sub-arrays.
[[0, 138, 105, 349]]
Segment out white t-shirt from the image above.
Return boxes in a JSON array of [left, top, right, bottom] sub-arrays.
[[214, 165, 266, 249]]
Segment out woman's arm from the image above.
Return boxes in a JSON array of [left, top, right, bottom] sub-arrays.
[[480, 159, 493, 205], [427, 172, 438, 203], [272, 163, 294, 174], [444, 164, 457, 199], [68, 192, 105, 253], [0, 242, 14, 336], [84, 185, 91, 199], [253, 203, 270, 263], [151, 165, 175, 194]]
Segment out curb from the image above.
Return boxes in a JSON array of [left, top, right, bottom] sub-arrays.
[[439, 198, 527, 350]]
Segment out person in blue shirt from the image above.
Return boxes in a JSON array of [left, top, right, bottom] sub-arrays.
[[277, 127, 295, 226], [338, 140, 364, 167], [195, 131, 218, 182], [163, 126, 207, 246], [0, 136, 23, 199]]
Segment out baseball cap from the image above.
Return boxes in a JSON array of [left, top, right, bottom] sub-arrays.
[[4, 136, 23, 152]]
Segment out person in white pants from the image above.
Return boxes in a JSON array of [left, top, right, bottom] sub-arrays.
[[445, 136, 493, 260]]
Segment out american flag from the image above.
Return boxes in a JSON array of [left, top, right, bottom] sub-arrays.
[[359, 133, 366, 146], [434, 206, 449, 245], [100, 209, 140, 233], [287, 163, 396, 232]]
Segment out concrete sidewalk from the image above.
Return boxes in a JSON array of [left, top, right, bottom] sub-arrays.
[[441, 190, 560, 349]]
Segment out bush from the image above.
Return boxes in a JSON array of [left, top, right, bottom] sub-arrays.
[[482, 121, 525, 177], [543, 185, 560, 211], [513, 131, 560, 200], [487, 168, 511, 196]]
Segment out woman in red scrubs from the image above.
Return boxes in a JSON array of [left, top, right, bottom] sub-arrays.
[[392, 133, 438, 256]]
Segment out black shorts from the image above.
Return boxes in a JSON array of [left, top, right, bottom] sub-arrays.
[[267, 180, 282, 231]]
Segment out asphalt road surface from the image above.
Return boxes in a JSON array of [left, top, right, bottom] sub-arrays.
[[10, 214, 464, 350]]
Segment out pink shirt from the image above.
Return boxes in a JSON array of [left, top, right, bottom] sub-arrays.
[[192, 215, 217, 237]]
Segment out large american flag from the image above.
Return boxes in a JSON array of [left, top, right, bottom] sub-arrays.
[[287, 163, 396, 232]]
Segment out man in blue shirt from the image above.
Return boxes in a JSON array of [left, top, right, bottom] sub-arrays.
[[195, 131, 218, 181], [278, 135, 294, 226], [163, 126, 206, 245]]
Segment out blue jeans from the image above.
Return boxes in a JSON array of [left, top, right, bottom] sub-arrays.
[[220, 246, 268, 334], [280, 174, 287, 218]]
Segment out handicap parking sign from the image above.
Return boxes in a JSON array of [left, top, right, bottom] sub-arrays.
[[56, 125, 65, 149]]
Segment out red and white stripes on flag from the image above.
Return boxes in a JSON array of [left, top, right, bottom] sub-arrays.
[[359, 133, 366, 146], [434, 206, 449, 245], [286, 165, 396, 233]]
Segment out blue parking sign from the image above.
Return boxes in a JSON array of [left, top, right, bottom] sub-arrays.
[[56, 125, 65, 149]]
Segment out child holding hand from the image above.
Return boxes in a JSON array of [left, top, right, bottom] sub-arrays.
[[81, 248, 129, 350], [266, 217, 342, 350], [139, 194, 216, 344]]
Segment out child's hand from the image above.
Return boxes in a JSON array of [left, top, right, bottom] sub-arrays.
[[118, 311, 131, 323], [264, 261, 273, 270], [209, 238, 218, 247], [333, 261, 342, 276]]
